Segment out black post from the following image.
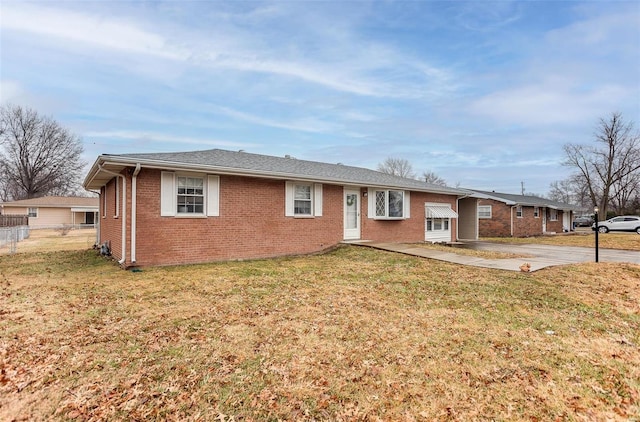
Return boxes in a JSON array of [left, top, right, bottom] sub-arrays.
[[594, 209, 599, 263]]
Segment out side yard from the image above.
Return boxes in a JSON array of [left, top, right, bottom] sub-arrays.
[[1, 243, 638, 420]]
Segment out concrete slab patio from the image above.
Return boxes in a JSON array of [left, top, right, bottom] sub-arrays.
[[351, 241, 640, 272]]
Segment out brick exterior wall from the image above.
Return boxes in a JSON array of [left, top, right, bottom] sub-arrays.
[[98, 169, 459, 267], [362, 192, 457, 243], [478, 199, 566, 237]]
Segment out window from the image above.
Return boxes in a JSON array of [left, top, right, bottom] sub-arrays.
[[549, 208, 558, 221], [478, 205, 492, 219], [294, 184, 312, 215], [28, 207, 38, 218], [426, 218, 449, 231], [373, 190, 405, 219], [285, 182, 322, 217], [177, 176, 204, 214], [161, 172, 219, 217], [516, 206, 523, 218], [533, 207, 539, 218]]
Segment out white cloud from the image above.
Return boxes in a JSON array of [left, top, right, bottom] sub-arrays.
[[0, 2, 457, 99], [1, 3, 188, 60], [468, 83, 627, 126], [84, 130, 257, 149], [0, 80, 23, 102], [210, 105, 340, 133]]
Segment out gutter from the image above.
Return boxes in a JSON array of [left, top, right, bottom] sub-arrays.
[[131, 163, 141, 264], [88, 156, 465, 196], [98, 164, 127, 266]]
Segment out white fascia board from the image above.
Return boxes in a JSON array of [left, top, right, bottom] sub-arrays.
[[91, 156, 464, 196]]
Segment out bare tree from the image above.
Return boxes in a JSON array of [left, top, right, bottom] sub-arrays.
[[422, 170, 447, 186], [377, 157, 416, 179], [610, 165, 640, 214], [0, 104, 85, 201], [548, 180, 574, 204], [563, 112, 640, 217]]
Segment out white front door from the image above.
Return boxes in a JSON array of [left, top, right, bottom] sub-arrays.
[[344, 189, 361, 240]]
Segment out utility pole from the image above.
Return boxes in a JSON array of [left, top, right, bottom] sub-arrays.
[[521, 181, 525, 195]]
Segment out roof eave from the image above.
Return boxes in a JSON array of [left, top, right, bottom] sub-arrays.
[[84, 155, 464, 195]]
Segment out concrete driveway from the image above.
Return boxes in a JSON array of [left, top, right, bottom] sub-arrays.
[[355, 241, 640, 272]]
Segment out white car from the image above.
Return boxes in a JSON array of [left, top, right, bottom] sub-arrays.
[[593, 215, 640, 234]]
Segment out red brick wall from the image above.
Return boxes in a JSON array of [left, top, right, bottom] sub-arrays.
[[130, 170, 344, 266], [361, 192, 457, 243], [545, 210, 565, 233], [479, 200, 566, 237], [478, 199, 512, 237], [98, 169, 459, 266], [99, 177, 124, 259], [512, 206, 543, 237]]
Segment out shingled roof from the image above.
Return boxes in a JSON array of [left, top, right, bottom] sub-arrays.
[[85, 148, 466, 195], [472, 190, 578, 210]]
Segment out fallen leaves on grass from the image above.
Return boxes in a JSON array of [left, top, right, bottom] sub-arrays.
[[1, 247, 638, 420]]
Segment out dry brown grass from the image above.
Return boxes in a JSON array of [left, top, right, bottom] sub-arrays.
[[1, 243, 638, 421], [0, 228, 96, 255], [484, 232, 640, 251]]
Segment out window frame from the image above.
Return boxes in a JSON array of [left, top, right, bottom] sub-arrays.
[[27, 207, 38, 218], [549, 208, 558, 221], [533, 206, 539, 218], [160, 171, 219, 218], [516, 206, 523, 218], [285, 181, 322, 218], [426, 218, 450, 232], [478, 205, 492, 219], [293, 183, 313, 216], [372, 189, 408, 220], [176, 175, 205, 215]]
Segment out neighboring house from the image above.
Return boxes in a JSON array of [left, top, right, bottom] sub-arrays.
[[0, 196, 99, 228], [83, 149, 477, 267], [472, 190, 577, 237]]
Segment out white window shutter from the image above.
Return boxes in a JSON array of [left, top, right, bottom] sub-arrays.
[[285, 181, 294, 216], [207, 175, 220, 217], [367, 188, 375, 218], [160, 171, 176, 216], [404, 191, 410, 218], [314, 183, 323, 217]]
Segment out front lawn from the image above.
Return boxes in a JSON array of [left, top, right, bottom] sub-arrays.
[[483, 232, 640, 251], [1, 246, 638, 420]]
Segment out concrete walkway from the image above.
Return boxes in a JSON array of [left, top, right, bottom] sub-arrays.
[[350, 241, 640, 272]]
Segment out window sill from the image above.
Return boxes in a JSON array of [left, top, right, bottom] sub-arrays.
[[293, 215, 315, 219], [373, 217, 405, 221], [176, 214, 207, 218]]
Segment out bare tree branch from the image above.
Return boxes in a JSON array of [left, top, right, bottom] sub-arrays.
[[0, 104, 85, 200], [562, 112, 640, 216], [377, 157, 416, 179]]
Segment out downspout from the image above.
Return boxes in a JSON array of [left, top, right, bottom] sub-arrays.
[[89, 189, 101, 246], [131, 164, 141, 264], [98, 164, 127, 265], [510, 206, 516, 237]]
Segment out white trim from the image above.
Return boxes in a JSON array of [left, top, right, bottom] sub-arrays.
[[161, 171, 176, 217], [343, 189, 361, 240], [478, 205, 492, 219], [368, 188, 408, 219], [285, 181, 321, 217], [314, 183, 323, 217], [131, 163, 141, 263], [207, 175, 220, 217]]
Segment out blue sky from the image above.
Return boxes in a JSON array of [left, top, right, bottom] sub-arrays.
[[1, 1, 638, 195]]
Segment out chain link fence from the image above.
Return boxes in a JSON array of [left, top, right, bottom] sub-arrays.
[[0, 226, 97, 255], [0, 226, 30, 254]]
